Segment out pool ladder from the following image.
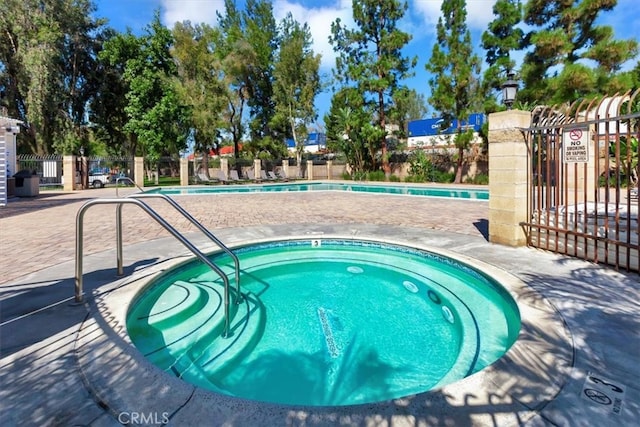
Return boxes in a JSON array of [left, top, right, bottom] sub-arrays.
[[75, 184, 241, 338]]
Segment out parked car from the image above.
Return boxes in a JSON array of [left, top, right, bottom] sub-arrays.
[[88, 168, 113, 188]]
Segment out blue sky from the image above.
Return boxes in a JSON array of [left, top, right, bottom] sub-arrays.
[[93, 0, 640, 126]]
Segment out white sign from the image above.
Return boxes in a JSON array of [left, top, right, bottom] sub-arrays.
[[563, 127, 589, 163], [581, 372, 626, 415]]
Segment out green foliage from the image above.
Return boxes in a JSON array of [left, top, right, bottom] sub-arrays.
[[426, 0, 482, 183], [406, 149, 457, 183], [326, 91, 379, 175], [388, 87, 428, 139], [272, 13, 321, 164], [520, 0, 637, 105], [366, 170, 386, 181], [244, 0, 280, 142], [243, 135, 288, 159], [407, 149, 434, 182], [0, 0, 110, 154], [465, 174, 489, 185], [123, 12, 189, 162], [481, 0, 524, 112], [93, 30, 142, 156], [610, 136, 639, 185], [172, 21, 226, 163], [329, 0, 416, 175], [352, 171, 367, 181]]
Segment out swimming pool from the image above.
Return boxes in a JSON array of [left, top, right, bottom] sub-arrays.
[[145, 182, 489, 200], [127, 239, 520, 406]]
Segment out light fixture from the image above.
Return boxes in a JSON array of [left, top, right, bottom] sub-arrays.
[[501, 71, 518, 110], [79, 146, 85, 157]]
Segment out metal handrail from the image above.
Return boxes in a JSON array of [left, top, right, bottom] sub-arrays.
[[113, 177, 241, 298], [113, 177, 241, 299], [121, 193, 242, 302], [115, 176, 144, 197], [75, 198, 234, 338]]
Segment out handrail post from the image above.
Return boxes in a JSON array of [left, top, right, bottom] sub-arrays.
[[116, 204, 124, 276], [75, 207, 85, 302], [116, 176, 144, 197]]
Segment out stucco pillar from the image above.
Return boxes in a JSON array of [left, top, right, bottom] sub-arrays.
[[220, 157, 229, 179], [282, 160, 290, 179], [488, 110, 532, 246], [307, 160, 313, 180], [253, 158, 261, 180], [180, 158, 189, 186], [326, 160, 333, 180], [134, 157, 144, 188], [63, 155, 77, 191]]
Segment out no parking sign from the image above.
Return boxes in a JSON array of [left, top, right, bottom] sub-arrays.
[[563, 127, 589, 163]]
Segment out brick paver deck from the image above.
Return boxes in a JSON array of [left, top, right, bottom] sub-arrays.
[[0, 186, 488, 285]]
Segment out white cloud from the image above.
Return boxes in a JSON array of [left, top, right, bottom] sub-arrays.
[[414, 0, 497, 32], [159, 0, 225, 27], [159, 0, 351, 70], [273, 0, 353, 71]]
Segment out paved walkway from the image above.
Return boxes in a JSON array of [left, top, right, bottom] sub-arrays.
[[0, 186, 638, 426]]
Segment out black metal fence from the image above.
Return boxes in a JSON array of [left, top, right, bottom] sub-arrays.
[[16, 155, 135, 187], [17, 155, 63, 187]]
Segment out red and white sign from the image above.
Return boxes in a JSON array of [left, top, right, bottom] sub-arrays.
[[563, 127, 589, 163]]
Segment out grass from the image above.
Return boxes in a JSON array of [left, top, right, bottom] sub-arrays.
[[144, 176, 181, 187]]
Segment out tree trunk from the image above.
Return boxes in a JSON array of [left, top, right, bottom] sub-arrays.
[[454, 146, 464, 184], [379, 90, 390, 177]]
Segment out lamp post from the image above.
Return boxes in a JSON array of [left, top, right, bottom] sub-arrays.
[[79, 146, 87, 189], [501, 71, 518, 110]]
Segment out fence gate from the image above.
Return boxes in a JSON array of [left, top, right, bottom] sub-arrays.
[[521, 92, 639, 272]]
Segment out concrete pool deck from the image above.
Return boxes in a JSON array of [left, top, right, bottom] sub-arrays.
[[1, 186, 638, 426]]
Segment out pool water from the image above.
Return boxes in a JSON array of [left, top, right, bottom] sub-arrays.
[[145, 182, 489, 199], [127, 240, 519, 406]]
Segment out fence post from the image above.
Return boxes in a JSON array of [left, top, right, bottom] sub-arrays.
[[63, 155, 76, 191], [253, 158, 261, 179], [488, 110, 532, 246], [134, 157, 144, 187], [307, 160, 314, 180], [220, 157, 229, 179], [180, 158, 189, 186], [326, 160, 333, 180], [281, 159, 290, 179]]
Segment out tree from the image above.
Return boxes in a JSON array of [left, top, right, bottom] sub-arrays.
[[216, 1, 256, 165], [272, 13, 321, 169], [0, 0, 108, 154], [387, 87, 427, 143], [243, 0, 280, 143], [123, 11, 189, 178], [426, 0, 482, 184], [172, 22, 227, 176], [520, 0, 638, 104], [481, 0, 524, 112], [93, 29, 142, 156], [325, 87, 379, 175], [329, 0, 415, 176]]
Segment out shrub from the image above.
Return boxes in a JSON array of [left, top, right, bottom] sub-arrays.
[[353, 171, 367, 181], [465, 174, 489, 185], [367, 170, 386, 181]]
